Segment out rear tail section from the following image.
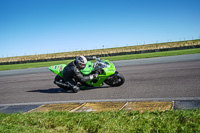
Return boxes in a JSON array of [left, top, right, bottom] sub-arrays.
[[49, 64, 66, 77]]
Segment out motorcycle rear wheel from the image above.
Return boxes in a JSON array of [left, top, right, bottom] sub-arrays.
[[54, 75, 69, 89]]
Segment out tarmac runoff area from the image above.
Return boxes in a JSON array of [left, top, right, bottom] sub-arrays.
[[1, 99, 200, 114]]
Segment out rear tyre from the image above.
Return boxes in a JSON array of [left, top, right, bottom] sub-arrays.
[[104, 72, 125, 87], [54, 75, 68, 89]]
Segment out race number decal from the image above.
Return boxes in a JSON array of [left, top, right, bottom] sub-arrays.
[[60, 65, 63, 71]]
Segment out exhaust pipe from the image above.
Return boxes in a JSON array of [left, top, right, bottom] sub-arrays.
[[54, 81, 67, 87]]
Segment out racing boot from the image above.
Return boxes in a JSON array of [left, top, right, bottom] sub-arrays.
[[65, 81, 80, 93], [72, 86, 80, 93]]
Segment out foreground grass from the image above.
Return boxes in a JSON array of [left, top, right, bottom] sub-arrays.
[[0, 48, 200, 71], [0, 110, 200, 132]]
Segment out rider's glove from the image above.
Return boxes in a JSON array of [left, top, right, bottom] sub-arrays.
[[89, 73, 98, 79], [92, 56, 97, 60], [92, 56, 100, 60], [93, 73, 98, 78]]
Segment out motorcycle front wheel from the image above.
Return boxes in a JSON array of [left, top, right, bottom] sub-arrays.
[[104, 72, 125, 87]]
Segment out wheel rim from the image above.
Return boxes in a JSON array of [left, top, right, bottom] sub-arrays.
[[110, 76, 122, 86]]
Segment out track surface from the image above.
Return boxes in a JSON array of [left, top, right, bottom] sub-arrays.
[[0, 54, 200, 105]]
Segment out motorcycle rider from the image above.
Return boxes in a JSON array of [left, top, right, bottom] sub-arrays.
[[62, 56, 98, 93]]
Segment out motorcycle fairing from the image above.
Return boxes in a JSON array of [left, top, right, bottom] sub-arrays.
[[49, 64, 66, 77], [80, 61, 94, 75]]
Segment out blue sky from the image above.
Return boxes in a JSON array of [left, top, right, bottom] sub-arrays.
[[0, 0, 199, 57]]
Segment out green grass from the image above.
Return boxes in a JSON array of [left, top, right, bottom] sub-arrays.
[[102, 48, 200, 61], [0, 59, 74, 71], [0, 48, 200, 71], [1, 39, 199, 64], [0, 110, 200, 133]]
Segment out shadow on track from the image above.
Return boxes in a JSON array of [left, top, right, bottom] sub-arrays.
[[27, 86, 110, 93], [27, 88, 70, 93]]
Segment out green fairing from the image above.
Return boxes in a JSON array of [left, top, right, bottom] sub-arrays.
[[103, 60, 116, 76], [84, 60, 116, 87], [49, 60, 116, 87], [80, 61, 94, 75], [49, 64, 66, 77]]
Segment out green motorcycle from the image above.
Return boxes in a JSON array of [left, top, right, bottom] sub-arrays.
[[49, 58, 125, 92]]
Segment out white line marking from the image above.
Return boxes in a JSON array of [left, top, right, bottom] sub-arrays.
[[119, 102, 128, 110], [1, 97, 200, 106]]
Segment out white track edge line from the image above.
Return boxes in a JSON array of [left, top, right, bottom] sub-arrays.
[[1, 97, 200, 106]]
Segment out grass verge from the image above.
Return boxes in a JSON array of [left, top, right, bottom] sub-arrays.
[[0, 110, 200, 132], [0, 48, 200, 71], [1, 39, 199, 63]]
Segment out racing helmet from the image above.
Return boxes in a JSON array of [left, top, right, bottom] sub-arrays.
[[76, 56, 87, 69]]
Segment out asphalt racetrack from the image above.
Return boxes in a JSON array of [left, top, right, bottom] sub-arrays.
[[0, 54, 200, 106]]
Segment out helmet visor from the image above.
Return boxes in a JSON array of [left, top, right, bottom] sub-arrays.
[[80, 64, 86, 69]]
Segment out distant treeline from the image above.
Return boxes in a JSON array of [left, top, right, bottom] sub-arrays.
[[0, 39, 200, 65]]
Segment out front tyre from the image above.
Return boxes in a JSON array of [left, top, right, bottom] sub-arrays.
[[104, 72, 125, 87]]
